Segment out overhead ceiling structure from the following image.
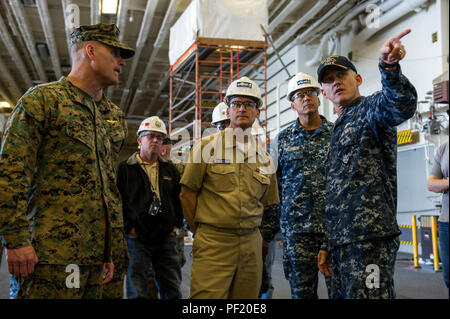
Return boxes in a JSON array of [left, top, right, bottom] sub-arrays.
[[0, 0, 429, 149]]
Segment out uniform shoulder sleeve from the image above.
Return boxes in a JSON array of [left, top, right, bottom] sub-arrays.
[[430, 143, 447, 178], [0, 87, 52, 248], [180, 139, 209, 192]]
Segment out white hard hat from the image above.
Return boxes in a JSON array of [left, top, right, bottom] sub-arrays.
[[225, 76, 262, 107], [287, 72, 321, 101], [251, 121, 265, 136], [211, 102, 229, 124], [137, 116, 167, 136]]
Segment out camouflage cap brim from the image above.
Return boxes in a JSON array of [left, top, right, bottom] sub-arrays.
[[97, 39, 135, 59], [71, 23, 135, 59]]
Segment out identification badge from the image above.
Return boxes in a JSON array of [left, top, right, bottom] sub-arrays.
[[215, 158, 231, 164], [148, 191, 162, 216]]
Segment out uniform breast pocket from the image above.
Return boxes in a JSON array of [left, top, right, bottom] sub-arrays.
[[104, 121, 126, 157], [66, 122, 95, 150], [285, 152, 304, 172], [251, 171, 270, 200], [336, 130, 359, 165], [208, 164, 236, 192]]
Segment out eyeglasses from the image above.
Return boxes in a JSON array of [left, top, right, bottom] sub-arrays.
[[141, 133, 164, 141], [229, 101, 258, 109], [291, 90, 318, 101]]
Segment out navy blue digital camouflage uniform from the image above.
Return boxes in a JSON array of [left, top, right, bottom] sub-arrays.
[[325, 64, 417, 299], [273, 115, 333, 299]]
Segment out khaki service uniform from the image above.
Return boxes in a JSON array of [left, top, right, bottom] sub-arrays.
[[181, 129, 279, 298]]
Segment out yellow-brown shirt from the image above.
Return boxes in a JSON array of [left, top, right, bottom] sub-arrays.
[[180, 130, 279, 230]]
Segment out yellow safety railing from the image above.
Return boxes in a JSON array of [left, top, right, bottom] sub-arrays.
[[399, 215, 441, 271], [399, 216, 421, 268], [431, 216, 440, 271], [412, 215, 420, 268]]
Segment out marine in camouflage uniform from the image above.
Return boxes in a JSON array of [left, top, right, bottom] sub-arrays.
[[318, 31, 417, 299], [273, 77, 333, 298], [0, 24, 134, 299]]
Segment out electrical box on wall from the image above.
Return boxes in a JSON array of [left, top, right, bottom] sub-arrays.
[[433, 80, 449, 103]]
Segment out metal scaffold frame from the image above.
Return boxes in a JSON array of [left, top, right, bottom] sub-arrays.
[[169, 37, 268, 150]]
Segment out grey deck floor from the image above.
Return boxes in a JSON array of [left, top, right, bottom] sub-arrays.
[[1, 243, 448, 299]]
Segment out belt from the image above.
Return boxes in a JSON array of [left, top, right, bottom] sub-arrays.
[[199, 223, 258, 236]]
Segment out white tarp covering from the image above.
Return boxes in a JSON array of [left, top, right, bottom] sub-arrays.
[[169, 0, 268, 66]]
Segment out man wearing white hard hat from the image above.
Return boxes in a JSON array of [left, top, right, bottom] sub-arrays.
[[211, 102, 230, 131], [117, 116, 183, 299], [271, 72, 333, 299], [180, 76, 280, 298]]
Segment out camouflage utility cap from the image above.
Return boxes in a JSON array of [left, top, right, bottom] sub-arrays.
[[71, 23, 135, 59]]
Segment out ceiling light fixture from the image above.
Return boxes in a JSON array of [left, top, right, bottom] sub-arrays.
[[101, 0, 119, 15], [0, 102, 12, 109]]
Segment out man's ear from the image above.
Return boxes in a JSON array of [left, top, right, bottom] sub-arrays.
[[85, 43, 96, 60], [321, 88, 326, 98], [355, 74, 363, 87], [290, 99, 297, 111]]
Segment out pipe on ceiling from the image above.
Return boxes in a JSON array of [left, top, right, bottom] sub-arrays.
[[8, 0, 47, 83], [356, 0, 428, 42], [268, 0, 328, 56], [237, 0, 329, 80], [268, 0, 308, 34], [127, 0, 180, 116], [119, 0, 160, 109], [90, 0, 100, 25], [36, 0, 62, 79], [305, 0, 381, 67], [295, 0, 350, 45], [0, 12, 33, 88], [268, 0, 289, 21], [0, 55, 22, 100], [61, 0, 75, 61], [117, 0, 130, 42], [107, 0, 130, 99]]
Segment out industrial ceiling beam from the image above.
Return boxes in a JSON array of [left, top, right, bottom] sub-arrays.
[[127, 0, 181, 116], [0, 54, 22, 100], [36, 0, 63, 79], [8, 0, 48, 83], [0, 12, 32, 88], [90, 0, 100, 25], [106, 0, 130, 99], [61, 0, 75, 60], [119, 0, 159, 109]]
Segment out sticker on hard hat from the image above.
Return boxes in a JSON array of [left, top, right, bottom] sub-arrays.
[[237, 82, 252, 88], [155, 121, 161, 127], [297, 79, 311, 85]]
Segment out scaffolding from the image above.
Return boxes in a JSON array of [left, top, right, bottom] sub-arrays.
[[169, 37, 268, 150]]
